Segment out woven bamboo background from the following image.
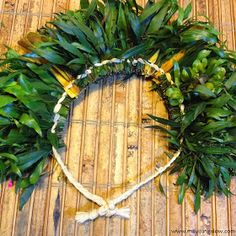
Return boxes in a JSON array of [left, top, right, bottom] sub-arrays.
[[0, 0, 236, 235]]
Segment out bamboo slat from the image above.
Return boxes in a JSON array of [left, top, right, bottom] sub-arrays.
[[0, 0, 236, 235]]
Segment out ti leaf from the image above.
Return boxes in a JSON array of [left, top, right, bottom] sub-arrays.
[[19, 184, 36, 210], [0, 95, 17, 108], [29, 159, 45, 184], [19, 113, 43, 137], [147, 3, 170, 34], [194, 85, 216, 98], [18, 150, 50, 171], [194, 183, 201, 213]]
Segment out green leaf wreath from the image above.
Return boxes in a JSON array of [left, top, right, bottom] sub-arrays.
[[0, 0, 235, 214]]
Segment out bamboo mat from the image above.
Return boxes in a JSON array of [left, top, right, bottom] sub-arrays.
[[0, 0, 236, 235]]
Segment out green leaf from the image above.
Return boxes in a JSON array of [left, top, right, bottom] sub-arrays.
[[29, 159, 45, 184], [105, 2, 118, 47], [30, 82, 56, 92], [6, 129, 28, 145], [126, 8, 141, 38], [139, 0, 164, 22], [185, 139, 196, 151], [56, 34, 86, 60], [10, 164, 22, 177], [177, 7, 184, 26], [19, 113, 43, 137], [19, 179, 30, 189], [18, 74, 36, 94], [208, 94, 231, 107], [147, 114, 179, 127], [19, 184, 36, 210], [66, 58, 86, 66], [183, 3, 192, 19], [188, 163, 196, 187], [180, 28, 218, 44], [205, 108, 232, 119], [173, 61, 181, 87], [198, 146, 232, 154], [194, 85, 216, 98], [166, 137, 180, 147], [75, 19, 100, 48], [200, 121, 236, 134], [53, 21, 93, 52], [0, 73, 20, 88], [215, 160, 236, 169], [146, 124, 177, 137], [118, 3, 128, 34], [122, 43, 148, 59], [228, 100, 236, 111], [85, 0, 97, 18], [4, 83, 28, 97], [26, 63, 59, 85], [71, 42, 96, 54], [158, 176, 166, 195], [181, 103, 206, 131], [225, 72, 236, 90], [178, 183, 186, 204], [194, 184, 201, 213], [147, 3, 170, 34], [80, 0, 89, 9], [33, 48, 66, 65], [176, 168, 188, 185], [220, 167, 231, 185], [200, 158, 216, 180], [205, 179, 215, 198], [126, 0, 140, 13], [0, 95, 17, 108], [0, 116, 12, 125], [18, 150, 50, 171], [5, 48, 19, 59], [0, 153, 17, 161], [47, 131, 59, 148], [218, 174, 231, 196]]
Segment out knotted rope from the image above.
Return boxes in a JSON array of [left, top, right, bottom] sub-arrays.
[[51, 57, 182, 223]]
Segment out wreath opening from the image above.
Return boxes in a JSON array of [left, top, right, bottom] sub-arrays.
[[0, 0, 235, 223]]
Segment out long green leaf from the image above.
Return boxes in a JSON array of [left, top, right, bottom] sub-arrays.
[[194, 85, 216, 98], [56, 34, 86, 60], [85, 0, 97, 18], [19, 184, 36, 210], [147, 3, 170, 34], [194, 182, 201, 213], [178, 183, 186, 204], [122, 43, 147, 59], [29, 159, 45, 184], [180, 28, 218, 44], [0, 153, 17, 161], [80, 0, 89, 9], [0, 95, 17, 108], [19, 113, 43, 137], [225, 72, 236, 90], [139, 0, 165, 22], [18, 150, 50, 171], [147, 114, 179, 127], [200, 158, 216, 180], [33, 48, 66, 65], [181, 103, 206, 131], [0, 116, 11, 125]]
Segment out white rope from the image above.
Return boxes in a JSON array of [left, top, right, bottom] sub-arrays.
[[76, 57, 165, 80], [52, 147, 107, 206], [51, 57, 182, 224]]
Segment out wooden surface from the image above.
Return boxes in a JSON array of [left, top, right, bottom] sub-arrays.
[[0, 0, 236, 235]]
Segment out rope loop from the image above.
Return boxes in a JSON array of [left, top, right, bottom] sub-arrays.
[[51, 57, 182, 224]]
